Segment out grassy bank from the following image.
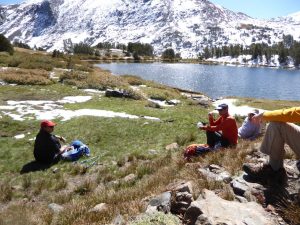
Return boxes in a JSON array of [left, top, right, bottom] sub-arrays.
[[0, 48, 299, 224]]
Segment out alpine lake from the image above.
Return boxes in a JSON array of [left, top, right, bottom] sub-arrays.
[[97, 62, 300, 101]]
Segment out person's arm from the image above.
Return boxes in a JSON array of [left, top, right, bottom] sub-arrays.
[[208, 113, 222, 126], [202, 117, 225, 132], [54, 135, 66, 143], [253, 107, 300, 123]]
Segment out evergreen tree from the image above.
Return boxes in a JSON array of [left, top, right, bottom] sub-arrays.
[[291, 41, 300, 67], [73, 42, 94, 55], [13, 41, 30, 49], [283, 34, 294, 48], [162, 48, 175, 60], [203, 47, 211, 59], [277, 42, 288, 64], [127, 42, 154, 56], [0, 34, 14, 55], [52, 49, 63, 58]]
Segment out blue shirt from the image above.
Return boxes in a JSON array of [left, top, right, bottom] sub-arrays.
[[238, 117, 261, 140]]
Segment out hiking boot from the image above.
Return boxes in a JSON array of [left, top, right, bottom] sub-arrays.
[[242, 163, 287, 184]]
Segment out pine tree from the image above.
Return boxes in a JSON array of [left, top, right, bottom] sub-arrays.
[[291, 41, 300, 67], [277, 42, 288, 64], [162, 48, 175, 60], [0, 34, 14, 55]]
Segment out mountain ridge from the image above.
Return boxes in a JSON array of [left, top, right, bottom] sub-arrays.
[[0, 0, 300, 57]]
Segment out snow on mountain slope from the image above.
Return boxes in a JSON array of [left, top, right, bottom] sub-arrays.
[[0, 0, 299, 58]]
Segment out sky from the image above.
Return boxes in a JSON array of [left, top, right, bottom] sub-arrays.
[[1, 0, 300, 19], [210, 0, 300, 19]]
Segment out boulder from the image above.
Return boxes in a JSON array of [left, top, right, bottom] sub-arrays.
[[123, 173, 137, 183], [112, 213, 126, 225], [105, 89, 125, 98], [166, 99, 181, 105], [185, 189, 280, 225], [165, 143, 179, 151], [167, 180, 193, 194], [230, 174, 265, 197], [146, 191, 172, 214], [198, 164, 232, 183], [89, 203, 108, 213], [48, 203, 64, 213]]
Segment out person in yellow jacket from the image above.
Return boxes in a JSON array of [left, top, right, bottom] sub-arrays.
[[243, 107, 300, 183]]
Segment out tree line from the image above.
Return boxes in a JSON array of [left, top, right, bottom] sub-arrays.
[[1, 33, 298, 66], [199, 35, 300, 67]]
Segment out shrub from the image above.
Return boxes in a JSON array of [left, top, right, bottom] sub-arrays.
[[122, 75, 144, 85], [60, 68, 127, 90], [162, 48, 175, 60], [146, 88, 180, 101], [0, 69, 53, 85]]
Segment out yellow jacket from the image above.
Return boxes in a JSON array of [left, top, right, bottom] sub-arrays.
[[263, 107, 300, 123]]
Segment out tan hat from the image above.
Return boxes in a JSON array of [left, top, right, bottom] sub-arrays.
[[248, 109, 259, 115]]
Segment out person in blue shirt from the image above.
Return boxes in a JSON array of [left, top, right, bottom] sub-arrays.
[[238, 109, 261, 140]]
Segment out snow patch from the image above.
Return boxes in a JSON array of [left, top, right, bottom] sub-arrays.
[[0, 95, 160, 122], [213, 99, 263, 117], [14, 134, 25, 139]]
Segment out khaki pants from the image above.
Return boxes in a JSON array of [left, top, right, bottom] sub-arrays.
[[261, 122, 300, 170]]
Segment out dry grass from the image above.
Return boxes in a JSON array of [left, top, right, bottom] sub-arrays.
[[235, 98, 299, 111], [0, 181, 12, 202], [0, 203, 52, 225], [122, 75, 145, 85], [175, 132, 197, 146], [278, 202, 300, 225], [144, 87, 181, 101], [60, 67, 127, 90], [0, 68, 53, 85]]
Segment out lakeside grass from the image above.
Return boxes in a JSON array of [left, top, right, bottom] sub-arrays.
[[0, 48, 299, 224]]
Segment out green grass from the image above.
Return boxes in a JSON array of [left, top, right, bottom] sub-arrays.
[[1, 49, 300, 225]]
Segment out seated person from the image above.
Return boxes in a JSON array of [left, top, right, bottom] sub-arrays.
[[34, 120, 68, 164], [199, 103, 238, 149], [238, 109, 261, 140], [243, 107, 300, 183]]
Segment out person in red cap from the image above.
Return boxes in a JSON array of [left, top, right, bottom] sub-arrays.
[[34, 120, 67, 164], [199, 103, 238, 149]]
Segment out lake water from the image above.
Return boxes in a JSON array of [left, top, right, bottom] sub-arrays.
[[97, 63, 300, 101]]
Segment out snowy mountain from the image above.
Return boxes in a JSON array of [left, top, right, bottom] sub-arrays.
[[0, 0, 300, 58]]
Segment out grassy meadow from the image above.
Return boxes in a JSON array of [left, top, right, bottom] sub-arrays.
[[0, 48, 299, 225]]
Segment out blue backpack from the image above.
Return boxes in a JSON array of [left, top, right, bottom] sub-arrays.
[[62, 140, 90, 161]]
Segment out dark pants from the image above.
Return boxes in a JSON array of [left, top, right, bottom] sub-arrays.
[[206, 131, 230, 148]]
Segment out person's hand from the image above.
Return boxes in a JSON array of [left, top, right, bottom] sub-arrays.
[[252, 112, 264, 124], [56, 135, 66, 143], [60, 145, 72, 153], [199, 125, 207, 130], [59, 145, 68, 153]]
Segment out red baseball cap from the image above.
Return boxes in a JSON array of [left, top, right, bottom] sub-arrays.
[[40, 120, 56, 128]]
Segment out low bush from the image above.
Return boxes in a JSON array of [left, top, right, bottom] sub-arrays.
[[122, 75, 144, 85], [60, 68, 127, 90], [146, 87, 180, 101], [0, 69, 53, 85]]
